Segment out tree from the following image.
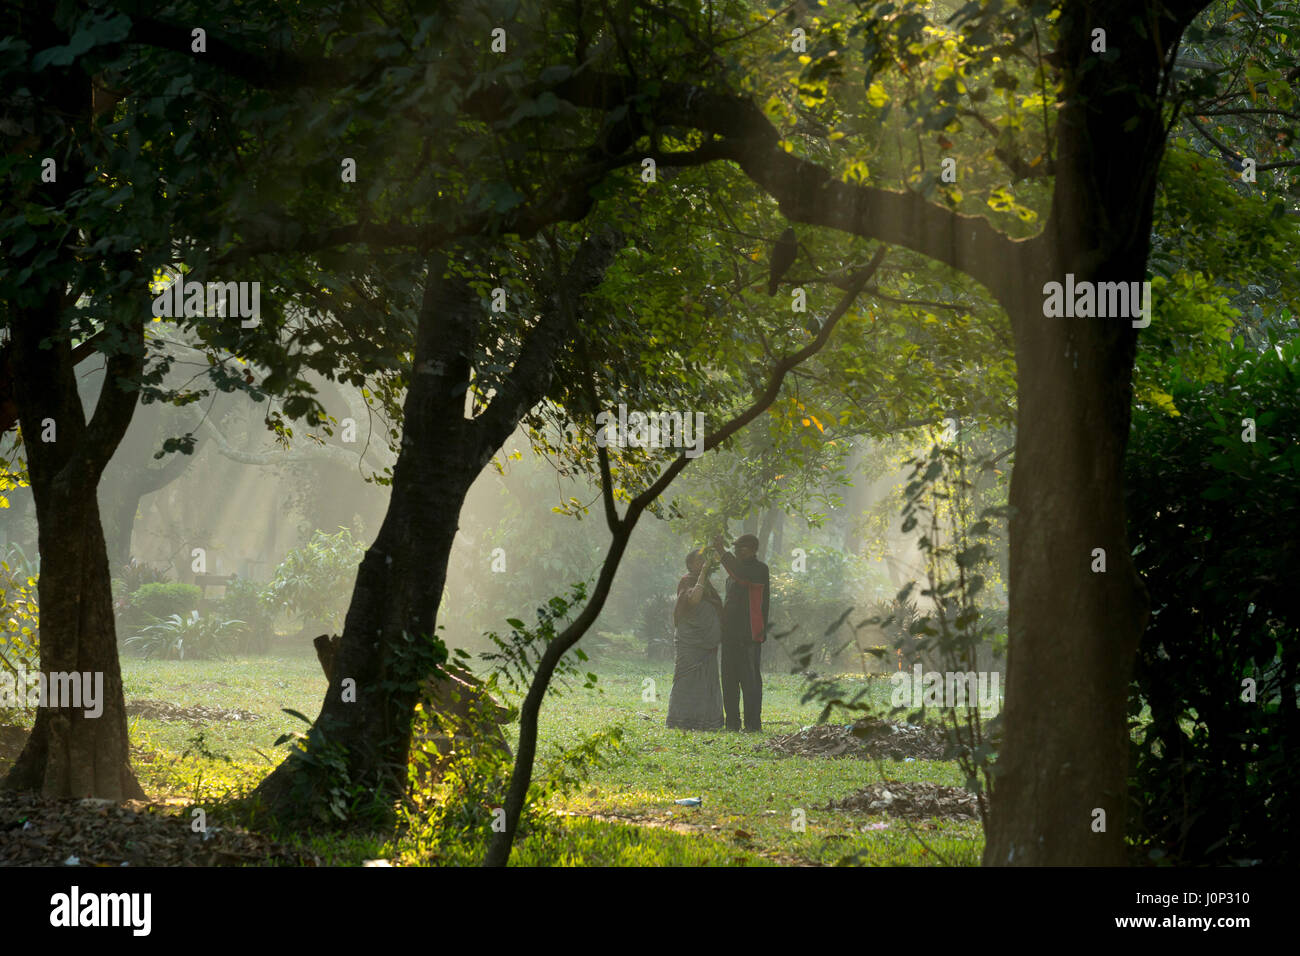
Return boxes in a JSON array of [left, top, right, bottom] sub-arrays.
[[520, 0, 1250, 863], [0, 5, 230, 798]]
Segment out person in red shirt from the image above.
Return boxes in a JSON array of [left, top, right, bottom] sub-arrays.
[[711, 533, 770, 732]]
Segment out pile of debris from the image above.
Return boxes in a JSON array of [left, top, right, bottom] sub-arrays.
[[0, 790, 320, 867], [763, 716, 951, 761], [826, 780, 981, 821], [125, 698, 261, 724]]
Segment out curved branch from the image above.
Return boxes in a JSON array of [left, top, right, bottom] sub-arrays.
[[548, 72, 1025, 308]]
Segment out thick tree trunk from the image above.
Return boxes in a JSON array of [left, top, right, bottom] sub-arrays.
[[101, 488, 141, 571], [252, 234, 620, 825], [986, 278, 1146, 865], [251, 459, 473, 819], [252, 259, 478, 822], [2, 11, 147, 801], [983, 0, 1199, 864], [4, 489, 144, 800], [3, 307, 145, 801]]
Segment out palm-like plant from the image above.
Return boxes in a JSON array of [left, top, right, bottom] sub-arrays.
[[124, 611, 246, 660]]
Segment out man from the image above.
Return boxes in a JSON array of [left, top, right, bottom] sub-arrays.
[[711, 533, 770, 732]]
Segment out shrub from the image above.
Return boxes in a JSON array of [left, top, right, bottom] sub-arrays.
[[1126, 335, 1300, 865], [264, 528, 364, 633], [128, 581, 202, 624], [115, 559, 168, 597], [215, 576, 275, 654]]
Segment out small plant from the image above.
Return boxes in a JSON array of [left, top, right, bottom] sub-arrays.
[[2, 543, 38, 580], [124, 611, 245, 660]]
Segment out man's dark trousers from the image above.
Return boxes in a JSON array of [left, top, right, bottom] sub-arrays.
[[721, 638, 762, 731]]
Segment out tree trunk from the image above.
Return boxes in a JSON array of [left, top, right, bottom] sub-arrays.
[[986, 278, 1146, 865], [100, 487, 141, 571], [3, 309, 145, 801], [756, 507, 778, 560], [251, 233, 621, 825], [252, 257, 478, 823], [983, 0, 1198, 864], [4, 490, 144, 800]]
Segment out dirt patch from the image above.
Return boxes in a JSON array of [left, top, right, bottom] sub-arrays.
[[0, 789, 318, 866], [826, 780, 980, 821], [763, 717, 951, 761], [125, 698, 261, 724]]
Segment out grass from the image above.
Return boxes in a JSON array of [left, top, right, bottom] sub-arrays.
[[84, 646, 987, 865]]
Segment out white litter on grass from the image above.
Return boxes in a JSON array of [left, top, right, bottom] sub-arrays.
[[64, 855, 80, 866]]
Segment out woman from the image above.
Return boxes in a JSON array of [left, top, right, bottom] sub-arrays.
[[666, 547, 724, 730]]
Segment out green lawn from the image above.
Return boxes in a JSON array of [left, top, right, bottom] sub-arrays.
[[114, 648, 984, 866]]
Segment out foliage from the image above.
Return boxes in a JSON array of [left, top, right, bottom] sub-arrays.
[[769, 546, 892, 668], [124, 612, 246, 661], [214, 577, 276, 655], [124, 581, 202, 628], [268, 627, 450, 828], [638, 594, 674, 663], [114, 559, 169, 597], [112, 560, 171, 621], [792, 432, 1007, 832], [0, 559, 39, 682], [1125, 334, 1300, 865], [862, 594, 924, 673], [481, 583, 598, 697], [264, 528, 364, 633], [888, 439, 1005, 823], [270, 705, 388, 827], [2, 543, 38, 580]]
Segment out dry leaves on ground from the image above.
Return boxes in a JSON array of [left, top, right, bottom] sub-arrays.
[[0, 789, 318, 867], [826, 780, 980, 821], [763, 716, 952, 761]]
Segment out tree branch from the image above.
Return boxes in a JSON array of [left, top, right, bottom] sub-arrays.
[[547, 72, 1024, 308]]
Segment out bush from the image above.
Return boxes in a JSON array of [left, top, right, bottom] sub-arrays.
[[265, 528, 364, 634], [1125, 335, 1300, 865], [215, 577, 275, 654], [115, 559, 168, 597], [127, 582, 202, 624]]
